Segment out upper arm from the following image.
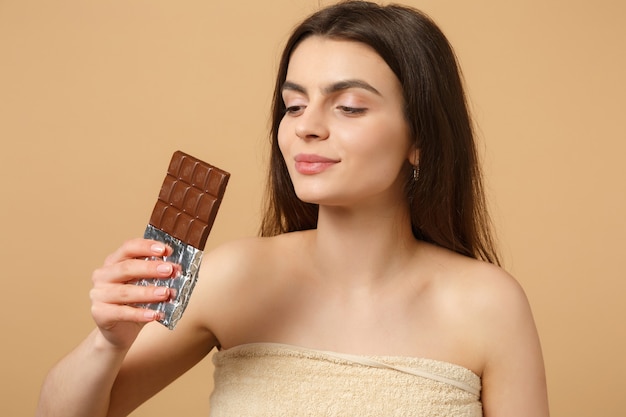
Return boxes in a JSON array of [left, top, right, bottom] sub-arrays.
[[105, 240, 249, 416], [476, 270, 550, 417], [106, 290, 217, 416], [106, 236, 269, 416]]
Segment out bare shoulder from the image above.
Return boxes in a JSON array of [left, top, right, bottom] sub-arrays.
[[421, 244, 549, 416], [422, 244, 531, 327], [201, 236, 276, 279], [188, 232, 307, 347], [192, 235, 280, 307], [453, 258, 540, 359], [198, 232, 302, 284], [416, 243, 541, 367]]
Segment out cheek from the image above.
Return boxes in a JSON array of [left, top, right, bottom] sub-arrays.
[[348, 126, 410, 163], [350, 136, 411, 181], [277, 120, 290, 156]]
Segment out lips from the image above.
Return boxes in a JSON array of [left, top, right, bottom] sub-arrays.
[[293, 153, 339, 175]]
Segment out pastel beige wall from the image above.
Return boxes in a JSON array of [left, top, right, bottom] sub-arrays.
[[0, 1, 623, 416]]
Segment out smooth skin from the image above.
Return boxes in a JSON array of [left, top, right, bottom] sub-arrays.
[[36, 37, 549, 417]]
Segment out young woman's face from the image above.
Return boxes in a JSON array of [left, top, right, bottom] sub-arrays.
[[278, 36, 414, 209]]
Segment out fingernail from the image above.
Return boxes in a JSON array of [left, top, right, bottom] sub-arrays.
[[154, 287, 169, 297], [156, 263, 172, 274], [144, 311, 157, 320], [151, 244, 165, 254]]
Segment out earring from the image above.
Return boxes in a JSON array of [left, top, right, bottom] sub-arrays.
[[412, 165, 420, 181]]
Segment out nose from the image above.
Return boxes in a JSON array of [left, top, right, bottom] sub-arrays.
[[295, 105, 329, 141]]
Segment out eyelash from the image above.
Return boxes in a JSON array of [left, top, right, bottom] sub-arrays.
[[285, 105, 304, 115], [284, 105, 367, 116], [338, 106, 366, 115]]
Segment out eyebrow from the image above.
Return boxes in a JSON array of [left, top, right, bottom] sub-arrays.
[[282, 79, 381, 96]]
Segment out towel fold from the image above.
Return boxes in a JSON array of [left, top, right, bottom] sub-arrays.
[[209, 342, 482, 417]]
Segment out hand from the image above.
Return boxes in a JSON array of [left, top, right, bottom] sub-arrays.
[[90, 238, 176, 350]]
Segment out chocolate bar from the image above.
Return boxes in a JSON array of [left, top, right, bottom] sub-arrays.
[[136, 151, 230, 329]]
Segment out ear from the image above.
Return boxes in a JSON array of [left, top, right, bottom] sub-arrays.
[[407, 143, 420, 166]]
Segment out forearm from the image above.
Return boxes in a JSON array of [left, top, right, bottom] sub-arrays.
[[36, 328, 128, 417]]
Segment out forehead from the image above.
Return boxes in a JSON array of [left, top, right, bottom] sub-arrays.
[[286, 36, 400, 92]]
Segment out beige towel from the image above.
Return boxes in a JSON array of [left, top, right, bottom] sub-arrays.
[[210, 343, 482, 417]]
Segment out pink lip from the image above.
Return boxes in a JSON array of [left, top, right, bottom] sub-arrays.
[[293, 153, 339, 175]]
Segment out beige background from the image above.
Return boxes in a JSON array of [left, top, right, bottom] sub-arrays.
[[1, 0, 624, 416]]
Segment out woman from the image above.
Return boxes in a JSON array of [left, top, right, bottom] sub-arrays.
[[36, 1, 549, 416]]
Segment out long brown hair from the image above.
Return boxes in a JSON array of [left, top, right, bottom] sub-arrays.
[[260, 1, 500, 265]]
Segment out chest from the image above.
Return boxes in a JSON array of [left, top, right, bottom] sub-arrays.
[[216, 273, 476, 365]]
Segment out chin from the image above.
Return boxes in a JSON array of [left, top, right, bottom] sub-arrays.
[[296, 193, 351, 208], [294, 190, 333, 205]]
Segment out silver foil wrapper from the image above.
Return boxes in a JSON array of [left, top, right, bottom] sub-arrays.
[[136, 224, 203, 330]]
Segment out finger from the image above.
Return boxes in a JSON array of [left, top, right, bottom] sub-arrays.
[[91, 303, 165, 328], [93, 258, 175, 285], [90, 284, 171, 306], [103, 238, 173, 266]]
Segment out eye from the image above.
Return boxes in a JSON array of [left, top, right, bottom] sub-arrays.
[[337, 105, 367, 115], [285, 105, 305, 116]]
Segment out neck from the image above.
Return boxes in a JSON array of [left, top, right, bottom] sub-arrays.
[[308, 200, 418, 287]]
